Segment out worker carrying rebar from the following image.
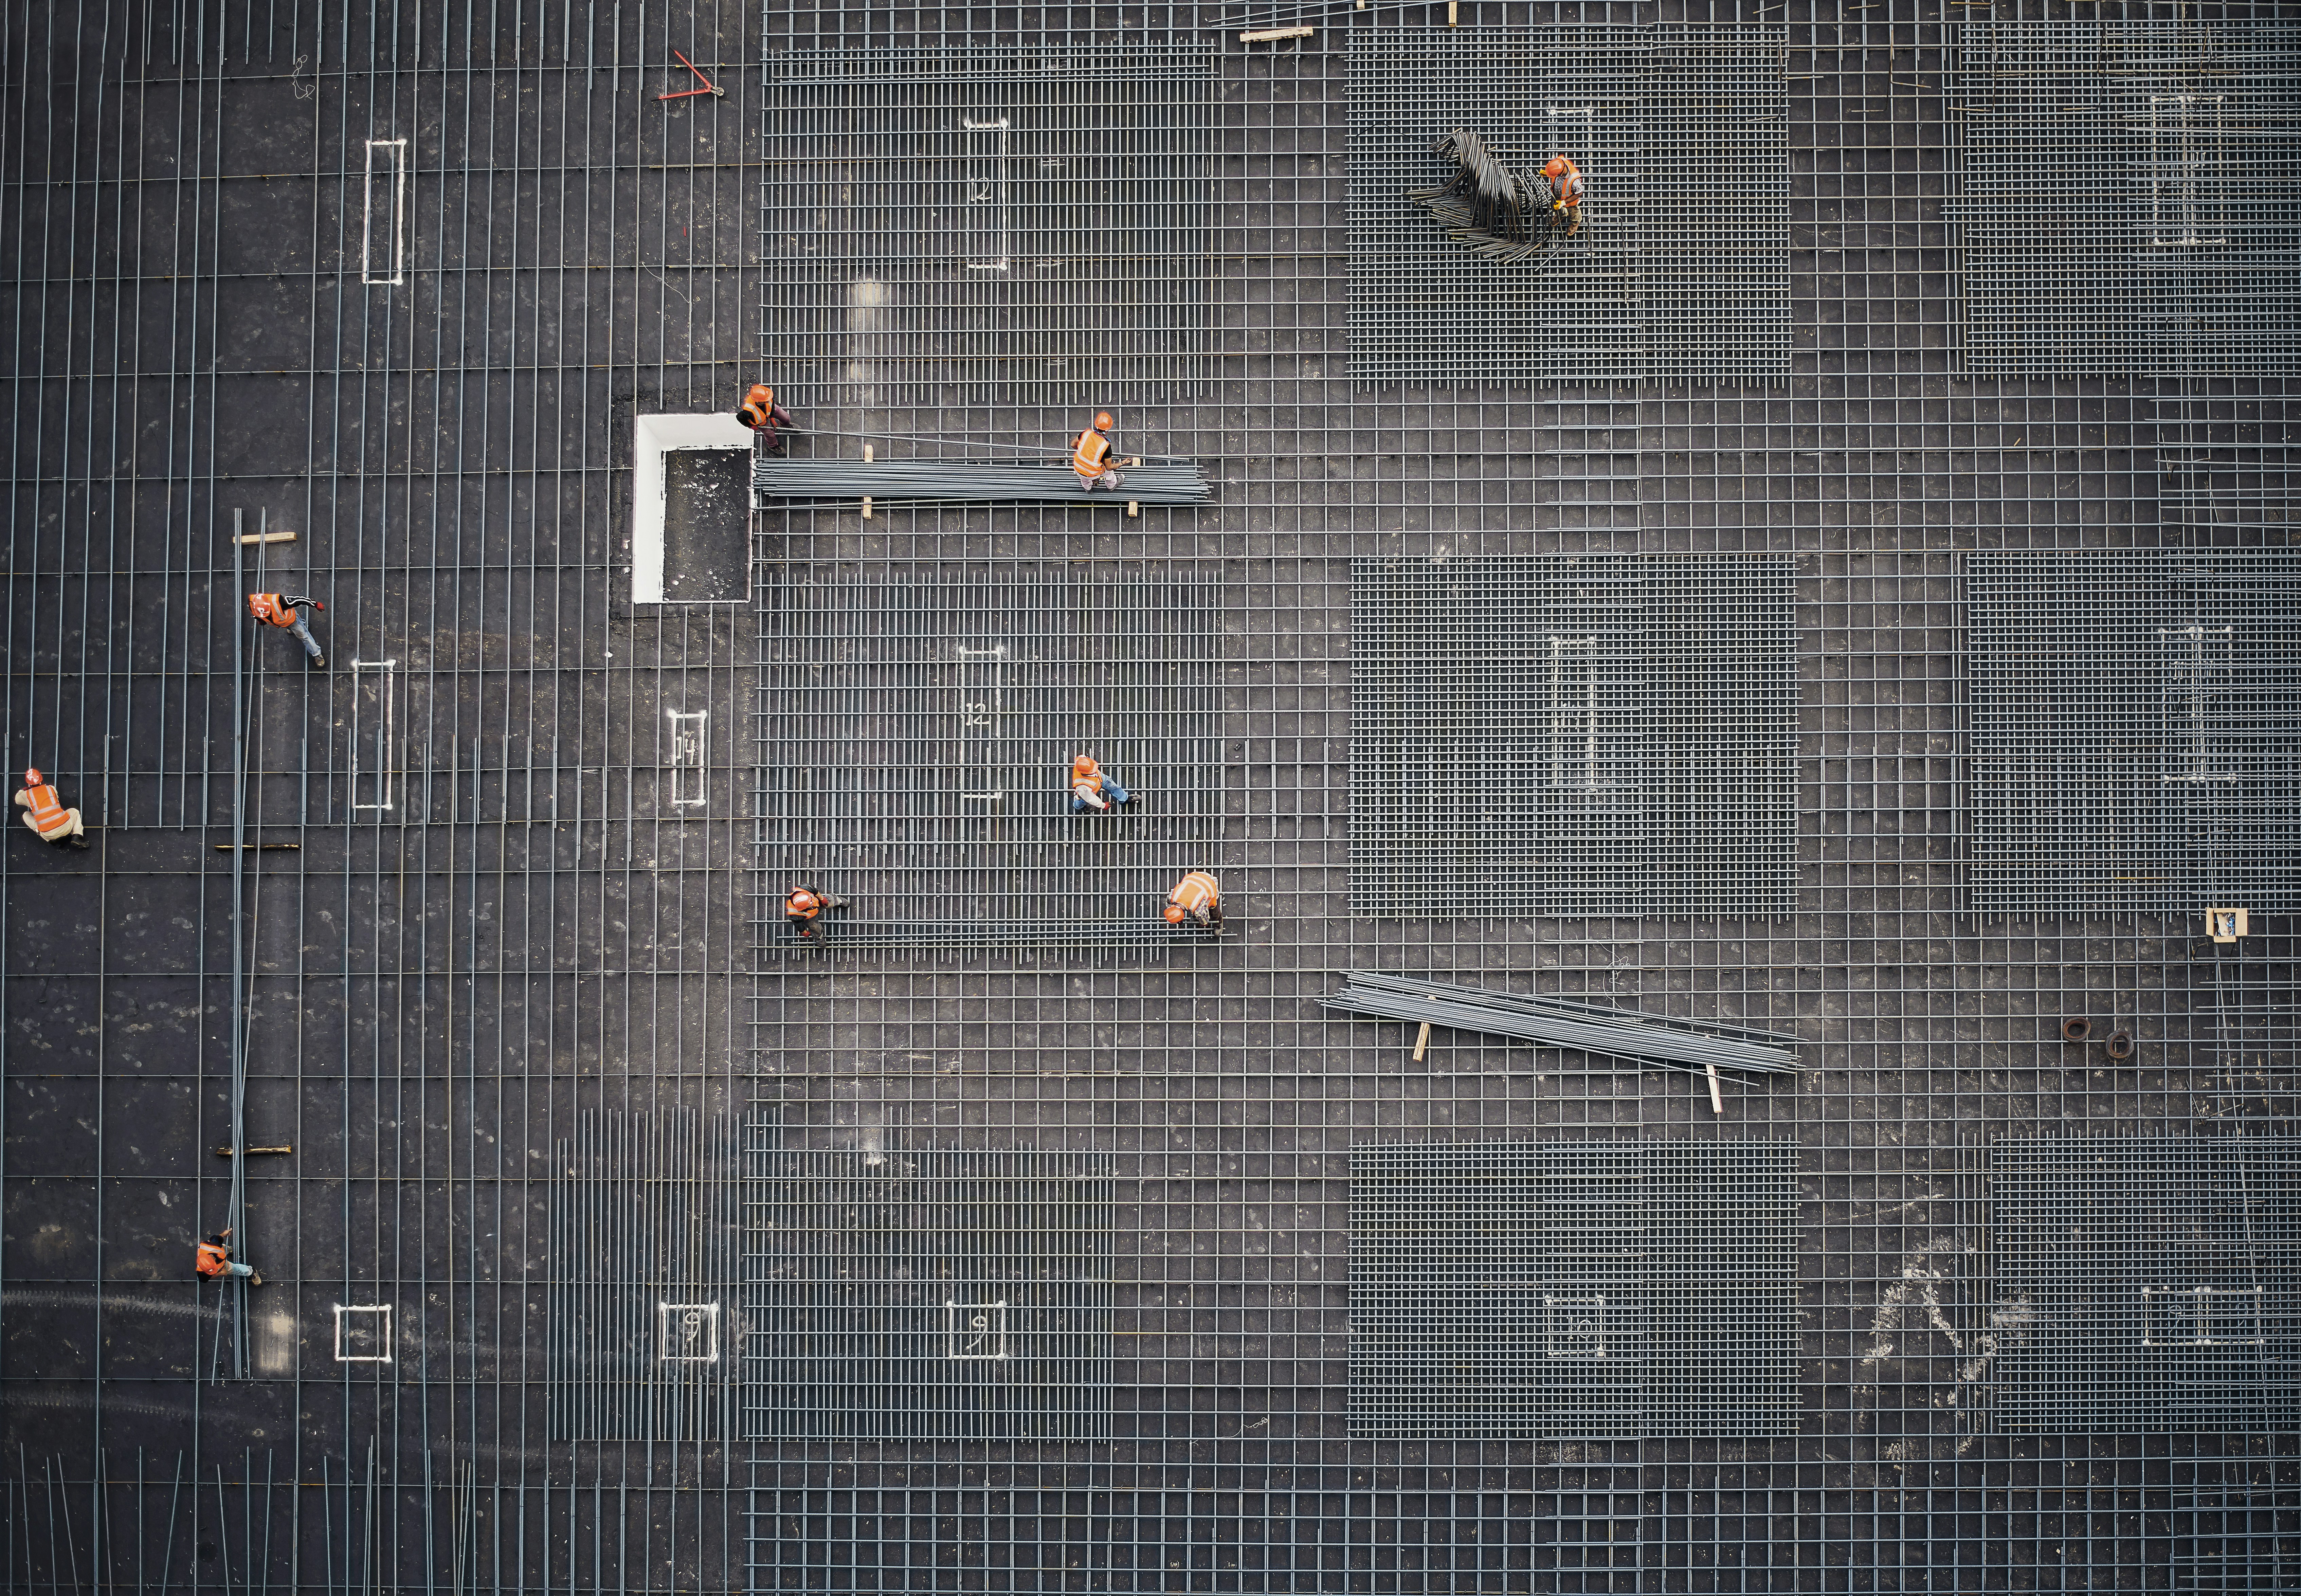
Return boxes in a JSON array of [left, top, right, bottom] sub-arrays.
[[15, 768, 88, 848], [1542, 155, 1585, 238], [247, 592, 327, 668], [784, 884, 849, 938], [1070, 755, 1135, 814], [1164, 870, 1224, 931], [194, 1227, 263, 1286], [1070, 412, 1140, 493], [737, 383, 796, 453]]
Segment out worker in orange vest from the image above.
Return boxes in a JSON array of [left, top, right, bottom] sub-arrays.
[[247, 592, 327, 667], [1543, 156, 1584, 237], [1070, 412, 1140, 493], [737, 383, 796, 453], [1164, 870, 1223, 930], [194, 1227, 262, 1286], [1070, 755, 1134, 814], [784, 884, 849, 938], [15, 768, 87, 848]]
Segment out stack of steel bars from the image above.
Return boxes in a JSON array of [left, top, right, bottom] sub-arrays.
[[752, 459, 1213, 505], [1325, 971, 1803, 1077]]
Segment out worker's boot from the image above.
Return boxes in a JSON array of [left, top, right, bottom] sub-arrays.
[[250, 1272, 265, 1286]]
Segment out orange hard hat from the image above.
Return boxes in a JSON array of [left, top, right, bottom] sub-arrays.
[[1072, 755, 1098, 776], [788, 888, 818, 911], [1094, 412, 1115, 432], [22, 768, 40, 786], [1544, 156, 1570, 178], [1164, 902, 1186, 924]]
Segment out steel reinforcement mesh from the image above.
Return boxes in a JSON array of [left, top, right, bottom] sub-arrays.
[[3, 2, 2301, 1594]]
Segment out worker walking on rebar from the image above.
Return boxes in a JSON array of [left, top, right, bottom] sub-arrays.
[[1543, 155, 1585, 238], [194, 1227, 263, 1286], [737, 383, 796, 453], [15, 768, 88, 848], [784, 884, 849, 938], [1164, 870, 1223, 931], [1070, 755, 1135, 814], [247, 592, 327, 668], [1070, 412, 1139, 493]]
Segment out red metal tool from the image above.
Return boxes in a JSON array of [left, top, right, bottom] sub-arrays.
[[657, 49, 724, 101]]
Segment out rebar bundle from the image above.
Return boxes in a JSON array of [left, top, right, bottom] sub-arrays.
[[1403, 128, 1560, 264], [752, 459, 1212, 505], [1326, 972, 1803, 1077]]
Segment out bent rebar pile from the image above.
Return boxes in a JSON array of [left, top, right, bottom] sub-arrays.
[[1403, 128, 1559, 264], [753, 459, 1212, 505], [1326, 971, 1802, 1077]]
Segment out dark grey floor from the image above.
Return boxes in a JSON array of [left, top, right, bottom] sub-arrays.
[[2, 2, 2296, 1592]]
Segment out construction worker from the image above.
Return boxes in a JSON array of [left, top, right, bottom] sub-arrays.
[[737, 383, 796, 453], [1070, 412, 1140, 493], [1542, 155, 1585, 238], [1070, 755, 1134, 814], [15, 768, 87, 848], [194, 1228, 262, 1286], [247, 592, 327, 668], [1164, 870, 1223, 931], [784, 884, 849, 938]]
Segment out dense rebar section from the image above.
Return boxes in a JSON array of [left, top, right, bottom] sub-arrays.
[[1986, 1136, 2300, 1433], [1950, 21, 2301, 375], [751, 458, 1212, 506], [1966, 550, 2301, 915], [1351, 555, 1799, 918], [1350, 1140, 1802, 1437], [1327, 971, 1804, 1077], [1347, 26, 1789, 385], [753, 566, 1224, 952], [761, 46, 1215, 408], [744, 1149, 1114, 1441]]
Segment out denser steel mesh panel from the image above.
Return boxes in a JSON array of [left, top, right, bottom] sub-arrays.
[[1349, 1140, 1801, 1439], [1351, 555, 1798, 919], [1966, 551, 2301, 917], [1989, 1137, 2301, 1435], [754, 567, 1224, 950], [762, 46, 1213, 408], [1949, 21, 2301, 376], [744, 1150, 1113, 1443], [1346, 27, 1788, 387]]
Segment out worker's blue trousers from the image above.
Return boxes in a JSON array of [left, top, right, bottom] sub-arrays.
[[1072, 778, 1130, 812]]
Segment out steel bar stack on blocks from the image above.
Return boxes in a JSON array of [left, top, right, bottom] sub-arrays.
[[1327, 971, 1804, 1078], [751, 458, 1213, 507]]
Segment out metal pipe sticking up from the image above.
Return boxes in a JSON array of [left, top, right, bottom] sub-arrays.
[[1325, 972, 1803, 1078]]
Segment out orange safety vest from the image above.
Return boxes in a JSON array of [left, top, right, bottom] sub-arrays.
[[195, 1240, 231, 1277], [1072, 758, 1106, 804], [1169, 870, 1219, 918], [19, 782, 70, 838], [739, 384, 780, 429], [1071, 428, 1112, 482], [247, 593, 293, 629], [1552, 161, 1584, 205], [786, 889, 824, 921]]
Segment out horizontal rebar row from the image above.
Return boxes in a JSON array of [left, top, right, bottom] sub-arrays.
[[751, 459, 1213, 506]]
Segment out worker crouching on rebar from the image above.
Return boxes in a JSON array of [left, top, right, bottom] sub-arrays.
[[1070, 412, 1140, 493], [784, 884, 849, 939], [16, 768, 88, 848], [247, 592, 327, 668], [195, 1227, 263, 1286], [1543, 155, 1585, 238], [1070, 755, 1135, 814], [738, 383, 796, 454], [1165, 870, 1223, 931]]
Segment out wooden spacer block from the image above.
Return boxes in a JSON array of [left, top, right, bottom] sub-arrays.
[[1239, 24, 1315, 41], [1127, 501, 1140, 517], [234, 529, 297, 545], [1413, 1021, 1431, 1062], [861, 498, 873, 519]]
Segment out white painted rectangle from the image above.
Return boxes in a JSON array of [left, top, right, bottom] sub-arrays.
[[362, 139, 408, 286]]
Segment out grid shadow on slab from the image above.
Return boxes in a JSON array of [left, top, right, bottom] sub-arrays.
[[743, 1149, 1113, 1443], [1348, 1139, 1801, 1439], [1350, 554, 1798, 919], [1965, 550, 2301, 917], [754, 565, 1224, 950], [761, 45, 1214, 409], [1987, 1136, 2301, 1435], [1346, 26, 1788, 387], [548, 1111, 745, 1443], [1948, 20, 2301, 376]]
